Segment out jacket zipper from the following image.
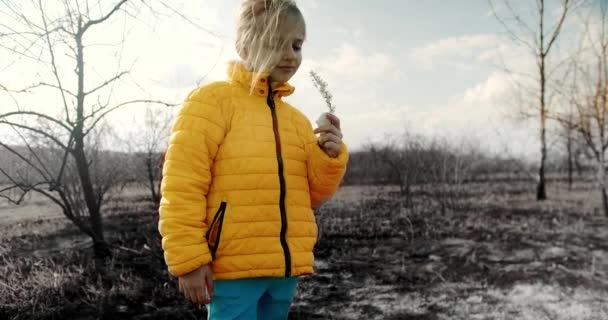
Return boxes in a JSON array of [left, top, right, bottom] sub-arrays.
[[266, 84, 292, 277], [205, 201, 227, 260]]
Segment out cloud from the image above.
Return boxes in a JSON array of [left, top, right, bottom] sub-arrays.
[[291, 39, 532, 155], [462, 71, 512, 104], [306, 42, 392, 80], [334, 68, 538, 159], [409, 33, 508, 70], [287, 43, 395, 150], [421, 72, 540, 159]]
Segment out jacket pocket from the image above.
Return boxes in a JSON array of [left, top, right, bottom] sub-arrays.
[[205, 201, 227, 259]]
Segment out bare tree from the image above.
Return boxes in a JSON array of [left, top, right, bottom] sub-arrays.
[[554, 0, 608, 216], [425, 136, 481, 214], [556, 111, 589, 189], [563, 114, 576, 189], [126, 106, 174, 204], [489, 0, 578, 200], [367, 130, 483, 214], [368, 132, 425, 207], [0, 1, 176, 260]]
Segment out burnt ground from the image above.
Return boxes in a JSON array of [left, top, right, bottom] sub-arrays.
[[1, 180, 607, 319]]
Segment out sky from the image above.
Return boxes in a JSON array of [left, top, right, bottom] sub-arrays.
[[0, 0, 591, 162]]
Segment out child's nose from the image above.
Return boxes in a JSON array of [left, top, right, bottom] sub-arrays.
[[282, 45, 296, 60]]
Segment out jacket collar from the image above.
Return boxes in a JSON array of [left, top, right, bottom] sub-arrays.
[[228, 61, 295, 98]]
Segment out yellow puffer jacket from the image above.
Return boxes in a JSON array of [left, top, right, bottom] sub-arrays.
[[158, 62, 349, 280]]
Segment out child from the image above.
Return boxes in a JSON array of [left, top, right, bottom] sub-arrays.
[[158, 0, 348, 319]]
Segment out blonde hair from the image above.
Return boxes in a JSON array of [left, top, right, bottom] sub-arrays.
[[235, 0, 305, 90]]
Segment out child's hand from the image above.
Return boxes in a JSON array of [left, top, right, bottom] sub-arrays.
[[314, 113, 343, 158], [178, 264, 214, 305]]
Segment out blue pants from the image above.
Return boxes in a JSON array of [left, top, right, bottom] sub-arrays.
[[207, 277, 298, 320]]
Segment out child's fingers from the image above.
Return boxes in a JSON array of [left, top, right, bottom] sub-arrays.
[[205, 274, 215, 297], [198, 287, 211, 305], [314, 125, 342, 138], [325, 113, 341, 129], [319, 133, 342, 147], [319, 136, 341, 158], [191, 283, 209, 305], [191, 287, 203, 305], [323, 141, 340, 153], [314, 124, 339, 133], [184, 287, 195, 303], [313, 126, 326, 134]]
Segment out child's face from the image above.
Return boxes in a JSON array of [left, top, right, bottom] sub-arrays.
[[267, 14, 305, 84]]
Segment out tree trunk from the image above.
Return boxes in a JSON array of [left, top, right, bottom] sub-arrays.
[[158, 152, 166, 204], [537, 72, 548, 199], [73, 136, 110, 259], [385, 158, 405, 197], [75, 30, 109, 260], [575, 151, 583, 178], [537, 0, 548, 201], [599, 151, 608, 217], [567, 128, 573, 190], [146, 152, 160, 204], [537, 141, 547, 200], [602, 187, 608, 217], [404, 177, 412, 208], [397, 171, 405, 197]]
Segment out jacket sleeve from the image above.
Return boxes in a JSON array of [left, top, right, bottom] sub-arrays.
[[303, 119, 349, 209], [158, 85, 226, 277]]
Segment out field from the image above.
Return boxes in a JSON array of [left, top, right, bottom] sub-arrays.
[[1, 178, 607, 319]]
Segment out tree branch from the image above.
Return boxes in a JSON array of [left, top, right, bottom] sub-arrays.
[[81, 0, 128, 33], [0, 178, 48, 206], [52, 133, 74, 192], [1, 82, 77, 97], [488, 0, 538, 53], [13, 127, 55, 183], [39, 0, 73, 124], [0, 111, 72, 132], [544, 0, 570, 55], [0, 185, 29, 205], [31, 185, 69, 214], [0, 141, 52, 186], [0, 35, 48, 66], [151, 1, 223, 39], [0, 120, 70, 150], [2, 1, 45, 34], [84, 70, 129, 96], [83, 99, 175, 137]]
